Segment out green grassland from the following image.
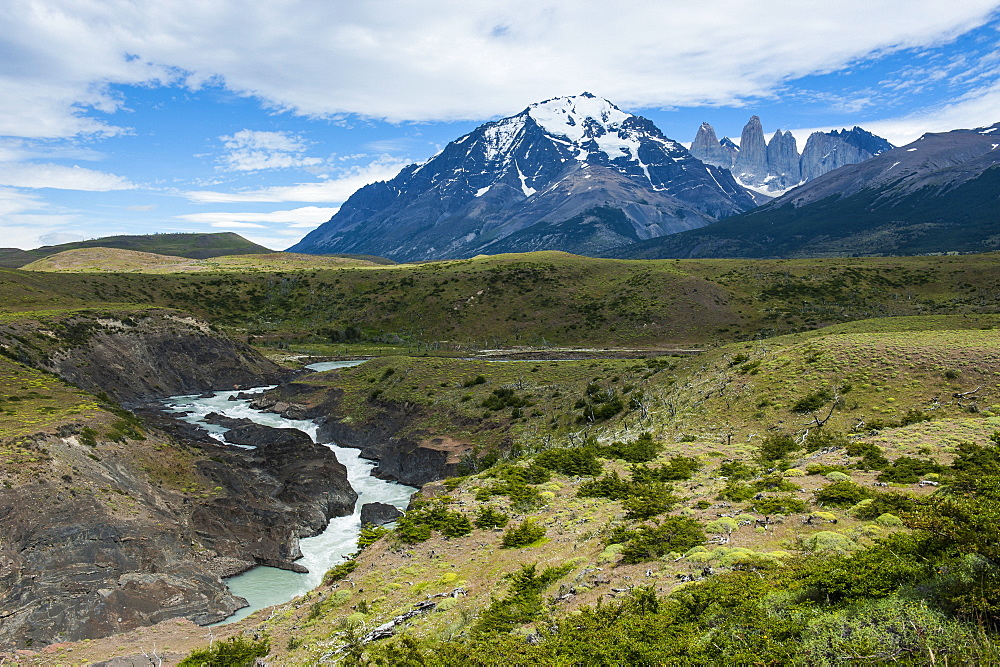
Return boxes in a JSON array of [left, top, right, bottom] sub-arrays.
[[2, 251, 1000, 350], [3, 249, 1000, 663], [22, 248, 385, 273], [156, 312, 995, 664]]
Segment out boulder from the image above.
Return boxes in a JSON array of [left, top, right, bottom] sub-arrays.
[[360, 502, 403, 527]]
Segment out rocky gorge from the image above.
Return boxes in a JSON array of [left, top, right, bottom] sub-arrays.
[[0, 309, 361, 648]]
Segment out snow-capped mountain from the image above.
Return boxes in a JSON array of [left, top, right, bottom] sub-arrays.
[[289, 93, 757, 261]]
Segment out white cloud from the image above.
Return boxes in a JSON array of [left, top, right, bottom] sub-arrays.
[[177, 206, 339, 225], [38, 231, 86, 245], [1, 1, 999, 138], [0, 163, 134, 190], [217, 129, 324, 172], [207, 221, 267, 229], [184, 157, 407, 203]]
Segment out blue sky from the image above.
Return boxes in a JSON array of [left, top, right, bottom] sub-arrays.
[[1, 0, 999, 250]]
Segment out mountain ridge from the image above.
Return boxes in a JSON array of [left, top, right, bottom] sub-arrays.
[[289, 93, 756, 261]]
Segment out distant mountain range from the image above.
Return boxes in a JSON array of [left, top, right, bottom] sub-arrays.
[[690, 117, 893, 194], [289, 93, 757, 261], [604, 123, 1000, 259]]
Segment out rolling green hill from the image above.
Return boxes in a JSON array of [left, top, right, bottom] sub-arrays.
[[0, 232, 274, 268], [2, 250, 1000, 348]]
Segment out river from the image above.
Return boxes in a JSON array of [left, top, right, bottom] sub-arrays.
[[161, 360, 415, 624]]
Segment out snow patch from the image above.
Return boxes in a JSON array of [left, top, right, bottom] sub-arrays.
[[907, 148, 918, 152], [515, 162, 535, 197], [474, 186, 491, 197], [979, 127, 997, 134]]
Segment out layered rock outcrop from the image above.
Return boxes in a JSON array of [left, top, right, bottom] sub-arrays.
[[0, 417, 356, 648], [0, 309, 287, 405]]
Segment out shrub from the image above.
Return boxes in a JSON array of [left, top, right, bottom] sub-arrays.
[[800, 531, 858, 554], [718, 481, 755, 502], [322, 559, 358, 585], [618, 516, 706, 564], [475, 506, 510, 530], [622, 483, 680, 520], [802, 598, 982, 664], [752, 473, 799, 492], [602, 432, 662, 463], [877, 456, 944, 484], [463, 374, 487, 387], [577, 471, 632, 500], [814, 480, 873, 507], [395, 499, 472, 543], [534, 447, 602, 476], [804, 429, 849, 452], [718, 460, 757, 480], [757, 433, 801, 462], [753, 494, 808, 515], [471, 563, 571, 635], [792, 389, 833, 414], [357, 525, 389, 550], [845, 441, 890, 470], [178, 636, 270, 667], [502, 520, 546, 548]]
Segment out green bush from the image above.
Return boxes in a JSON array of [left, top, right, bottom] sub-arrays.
[[757, 433, 801, 462], [322, 559, 358, 585], [845, 441, 890, 470], [618, 516, 706, 564], [814, 480, 873, 507], [471, 563, 571, 635], [178, 636, 270, 667], [534, 447, 602, 476], [877, 456, 944, 484], [718, 460, 757, 480], [601, 432, 662, 463], [622, 483, 680, 520], [753, 494, 808, 515], [502, 520, 546, 548], [803, 429, 849, 452], [578, 471, 632, 500], [717, 481, 755, 502], [394, 499, 472, 543], [474, 506, 509, 530], [357, 525, 389, 549], [792, 389, 833, 414]]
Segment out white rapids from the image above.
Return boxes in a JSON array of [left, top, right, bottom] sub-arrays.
[[161, 360, 415, 624]]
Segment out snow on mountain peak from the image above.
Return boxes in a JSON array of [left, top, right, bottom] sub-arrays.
[[527, 93, 632, 144]]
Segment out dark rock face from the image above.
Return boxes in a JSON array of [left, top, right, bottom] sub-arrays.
[[288, 93, 755, 261], [766, 130, 801, 190], [0, 309, 287, 405], [690, 122, 735, 169], [799, 126, 893, 181], [360, 502, 403, 527], [733, 115, 769, 185], [254, 382, 461, 487], [603, 123, 1000, 259], [691, 118, 892, 195]]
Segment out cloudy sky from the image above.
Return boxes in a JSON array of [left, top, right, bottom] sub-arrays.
[[2, 0, 999, 250]]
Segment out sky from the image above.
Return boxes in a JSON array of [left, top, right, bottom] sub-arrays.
[[2, 1, 1000, 251]]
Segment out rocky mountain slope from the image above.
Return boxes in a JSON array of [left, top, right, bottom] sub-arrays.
[[690, 117, 892, 194], [289, 93, 756, 261], [607, 123, 1000, 259]]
